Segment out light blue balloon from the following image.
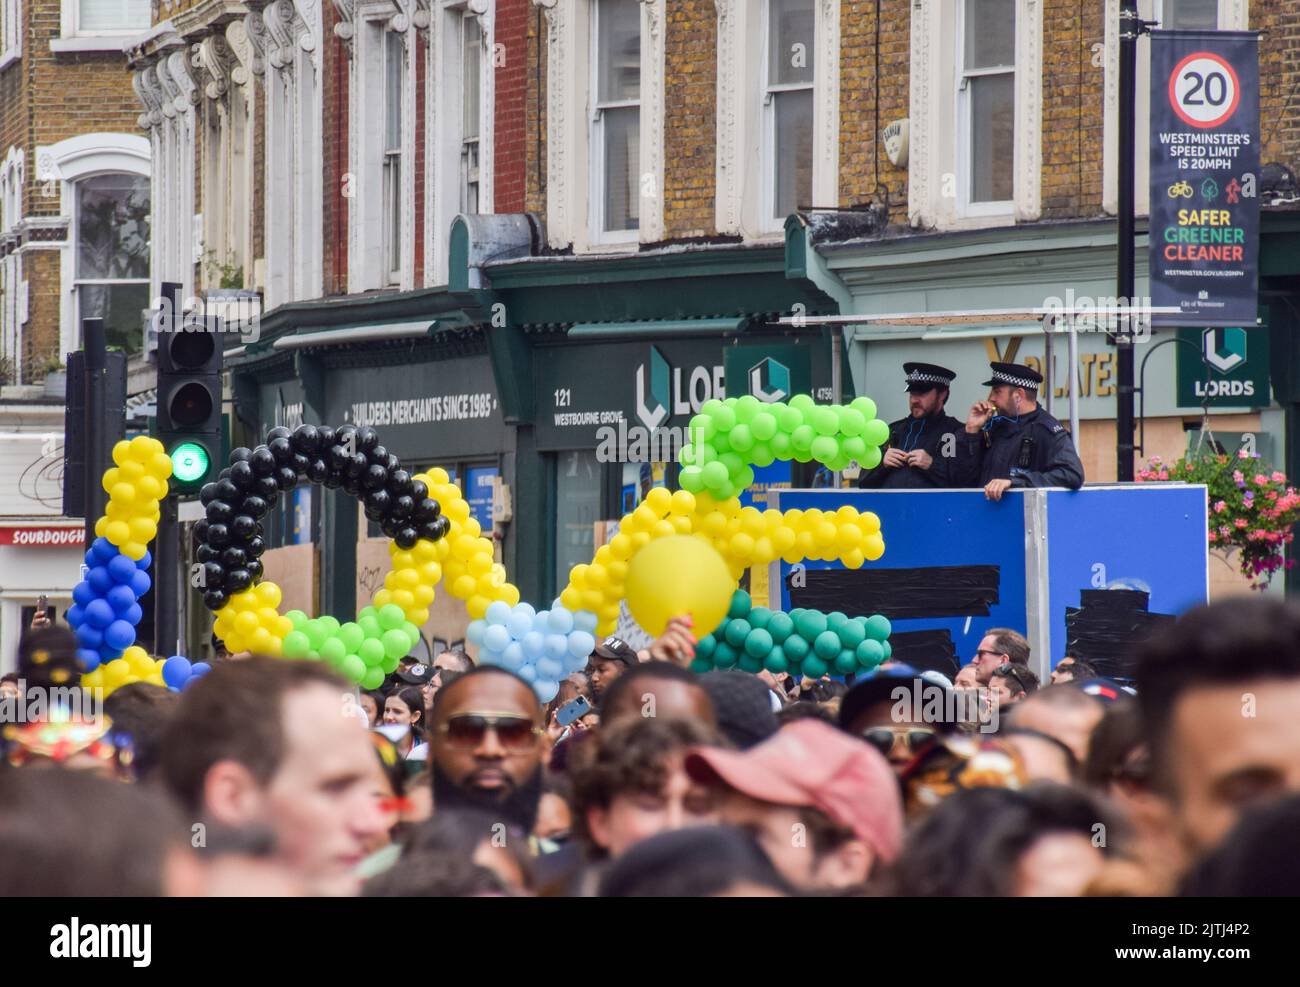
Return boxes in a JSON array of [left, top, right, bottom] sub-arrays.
[[532, 610, 552, 632], [536, 656, 565, 681], [517, 663, 537, 683], [521, 631, 546, 660], [483, 624, 511, 653], [499, 641, 525, 670], [506, 610, 533, 639], [565, 651, 590, 673], [515, 602, 536, 621], [572, 609, 599, 634], [485, 600, 512, 625], [567, 630, 596, 660], [533, 679, 560, 704], [544, 634, 568, 659], [547, 607, 574, 635], [466, 619, 486, 645]]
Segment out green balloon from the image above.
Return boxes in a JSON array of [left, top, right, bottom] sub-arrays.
[[734, 395, 761, 423], [802, 655, 829, 679], [788, 394, 815, 414], [378, 604, 406, 631], [776, 404, 804, 433], [813, 631, 841, 660], [769, 431, 792, 458], [285, 610, 309, 630], [725, 619, 751, 648], [380, 653, 400, 675], [689, 413, 716, 441], [719, 452, 744, 476], [307, 650, 320, 662], [856, 639, 885, 667], [751, 412, 777, 441], [748, 607, 772, 629], [843, 436, 868, 462], [318, 615, 340, 636], [811, 435, 838, 463], [738, 653, 764, 674], [304, 620, 327, 650], [338, 622, 365, 654], [826, 612, 849, 632], [282, 631, 311, 659], [339, 654, 366, 684], [767, 612, 794, 644], [702, 461, 729, 488], [749, 442, 775, 468], [834, 650, 858, 675], [382, 628, 411, 660], [729, 423, 754, 453], [680, 466, 705, 492], [736, 465, 755, 490], [865, 614, 893, 641], [358, 606, 377, 621], [728, 590, 752, 619], [791, 425, 815, 452], [695, 635, 718, 659], [358, 638, 386, 667], [864, 419, 890, 446], [881, 640, 892, 661], [850, 396, 878, 420], [710, 403, 737, 431], [358, 615, 382, 639], [794, 610, 827, 640], [744, 627, 774, 659], [837, 620, 866, 650], [839, 408, 866, 437], [712, 640, 739, 668], [361, 666, 386, 690], [859, 446, 882, 470], [320, 638, 347, 664], [811, 407, 839, 436], [764, 647, 789, 674], [782, 635, 810, 661]]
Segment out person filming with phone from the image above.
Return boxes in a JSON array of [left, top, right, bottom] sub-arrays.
[[958, 361, 1084, 502]]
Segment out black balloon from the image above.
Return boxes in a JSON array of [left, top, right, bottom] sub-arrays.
[[193, 519, 211, 543], [435, 516, 451, 538], [381, 517, 402, 539], [201, 562, 225, 589], [224, 568, 252, 593], [246, 559, 264, 581], [242, 495, 269, 518], [203, 589, 229, 610], [356, 426, 379, 452], [365, 489, 392, 515], [250, 447, 276, 476], [231, 515, 257, 540], [369, 445, 388, 466], [207, 523, 231, 547], [276, 466, 299, 491], [346, 454, 368, 479], [229, 447, 253, 464], [413, 497, 441, 522], [266, 426, 292, 442], [292, 424, 320, 454], [385, 454, 401, 474], [199, 482, 219, 506], [390, 495, 414, 520], [206, 500, 233, 524], [342, 476, 362, 498], [215, 478, 240, 502], [395, 527, 420, 550], [327, 444, 351, 470], [387, 469, 412, 496], [323, 470, 342, 491], [246, 536, 265, 558], [364, 464, 388, 490], [306, 458, 329, 484], [410, 479, 428, 502], [317, 426, 336, 450], [196, 543, 218, 563], [220, 547, 247, 569], [230, 460, 256, 490], [268, 437, 294, 464], [419, 520, 441, 541], [255, 475, 280, 500]]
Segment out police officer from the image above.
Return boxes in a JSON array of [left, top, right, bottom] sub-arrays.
[[860, 362, 968, 489], [958, 362, 1085, 501]]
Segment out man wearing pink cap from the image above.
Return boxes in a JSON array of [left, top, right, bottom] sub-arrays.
[[685, 719, 903, 893]]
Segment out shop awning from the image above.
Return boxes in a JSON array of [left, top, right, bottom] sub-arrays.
[[566, 316, 748, 339]]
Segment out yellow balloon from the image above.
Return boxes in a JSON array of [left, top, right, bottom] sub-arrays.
[[104, 658, 131, 688], [129, 517, 157, 542], [94, 516, 108, 537], [105, 520, 130, 545], [82, 668, 105, 692], [560, 586, 582, 611], [255, 581, 282, 608], [111, 441, 131, 466], [122, 541, 147, 561], [645, 486, 673, 517], [467, 594, 489, 619], [150, 452, 174, 478], [864, 535, 885, 561], [669, 489, 696, 516], [624, 534, 735, 637]]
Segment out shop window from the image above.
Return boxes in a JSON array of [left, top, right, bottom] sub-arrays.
[[763, 0, 814, 226], [591, 0, 640, 240], [555, 450, 601, 592], [74, 173, 150, 356]]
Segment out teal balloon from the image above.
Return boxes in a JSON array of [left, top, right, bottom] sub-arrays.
[[764, 647, 788, 674], [802, 655, 829, 679], [728, 591, 752, 620], [338, 622, 365, 654], [744, 627, 774, 659], [382, 628, 411, 660], [865, 614, 892, 641], [767, 612, 794, 644], [358, 638, 385, 667], [282, 631, 311, 659], [738, 653, 763, 674], [690, 657, 713, 674], [361, 666, 386, 690], [813, 631, 841, 660], [834, 650, 858, 675], [378, 604, 406, 631], [320, 638, 346, 664], [856, 639, 885, 667], [748, 606, 772, 629], [794, 610, 827, 640], [826, 612, 849, 632], [725, 619, 751, 648], [782, 635, 809, 661], [881, 640, 892, 660], [837, 620, 866, 649], [339, 654, 366, 684], [712, 640, 739, 668], [696, 634, 717, 659]]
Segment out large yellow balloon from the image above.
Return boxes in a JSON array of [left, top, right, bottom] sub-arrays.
[[623, 534, 735, 637]]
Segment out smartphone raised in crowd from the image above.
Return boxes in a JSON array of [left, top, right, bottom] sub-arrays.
[[555, 694, 592, 727]]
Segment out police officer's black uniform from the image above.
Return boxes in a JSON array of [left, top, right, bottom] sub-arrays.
[[859, 363, 969, 489], [954, 362, 1085, 489]]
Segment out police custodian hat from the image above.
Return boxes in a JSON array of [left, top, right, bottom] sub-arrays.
[[981, 362, 1043, 390], [903, 362, 957, 392]]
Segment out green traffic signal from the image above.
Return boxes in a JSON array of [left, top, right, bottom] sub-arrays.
[[170, 441, 210, 485]]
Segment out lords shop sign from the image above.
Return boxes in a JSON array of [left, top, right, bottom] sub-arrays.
[[1149, 31, 1260, 329]]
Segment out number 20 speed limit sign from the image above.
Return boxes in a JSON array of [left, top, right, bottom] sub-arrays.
[[1169, 51, 1241, 128]]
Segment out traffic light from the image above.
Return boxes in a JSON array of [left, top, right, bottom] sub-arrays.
[[156, 282, 222, 494]]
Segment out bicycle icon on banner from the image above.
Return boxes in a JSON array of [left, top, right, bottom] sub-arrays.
[[1167, 180, 1194, 199]]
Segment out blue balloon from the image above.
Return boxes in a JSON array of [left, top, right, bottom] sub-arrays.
[[466, 619, 486, 645], [547, 607, 575, 635], [572, 609, 599, 634], [162, 656, 192, 690], [75, 623, 103, 649], [135, 548, 152, 570], [84, 599, 116, 629], [88, 566, 113, 594], [189, 661, 211, 678], [483, 624, 511, 653], [535, 656, 565, 681], [107, 554, 137, 584], [65, 604, 86, 628], [520, 631, 546, 661], [90, 537, 117, 565], [485, 600, 512, 625], [544, 634, 568, 660], [103, 619, 136, 651], [72, 582, 95, 607], [129, 570, 151, 597], [98, 643, 124, 661], [80, 652, 101, 673], [533, 679, 560, 704], [516, 663, 537, 683], [505, 610, 533, 640], [106, 583, 137, 614], [567, 630, 596, 660], [123, 603, 144, 626], [499, 641, 525, 670], [565, 650, 590, 674]]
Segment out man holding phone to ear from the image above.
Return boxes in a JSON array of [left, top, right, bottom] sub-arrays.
[[959, 362, 1084, 502]]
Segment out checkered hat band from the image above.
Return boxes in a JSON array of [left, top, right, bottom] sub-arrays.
[[992, 371, 1039, 388], [906, 372, 951, 384]]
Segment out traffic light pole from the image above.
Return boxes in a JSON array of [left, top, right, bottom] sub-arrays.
[[155, 493, 181, 658], [82, 318, 106, 549]]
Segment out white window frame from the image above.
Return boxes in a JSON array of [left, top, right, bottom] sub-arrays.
[[956, 0, 1016, 217], [759, 0, 815, 233], [533, 0, 664, 253], [53, 0, 152, 53], [1, 0, 21, 69], [908, 0, 1041, 231], [1102, 0, 1247, 218], [715, 0, 838, 240], [382, 26, 406, 285], [588, 0, 640, 246]]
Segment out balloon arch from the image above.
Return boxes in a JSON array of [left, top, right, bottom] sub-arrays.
[[71, 394, 897, 701]]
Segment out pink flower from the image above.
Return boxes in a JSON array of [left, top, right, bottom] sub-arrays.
[[1214, 500, 1228, 513], [1273, 471, 1287, 483], [1239, 450, 1250, 458], [1255, 474, 1269, 485], [1158, 471, 1169, 480], [1219, 525, 1233, 537], [1233, 470, 1245, 483], [1235, 518, 1249, 529]]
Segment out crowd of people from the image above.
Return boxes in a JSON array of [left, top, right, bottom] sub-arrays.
[[2, 593, 1299, 897]]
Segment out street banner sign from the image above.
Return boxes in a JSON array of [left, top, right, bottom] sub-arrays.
[[1149, 31, 1260, 328]]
